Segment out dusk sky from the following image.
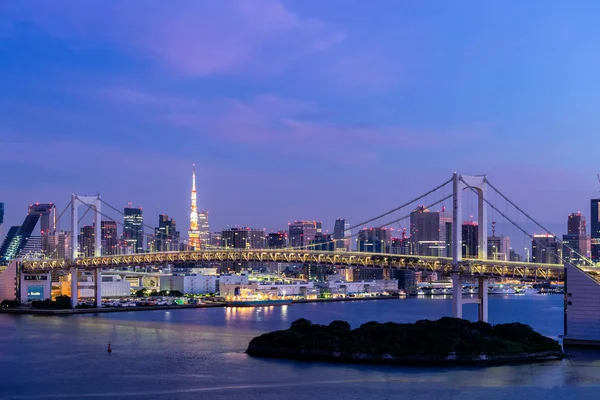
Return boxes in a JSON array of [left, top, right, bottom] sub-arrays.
[[2, 1, 600, 245]]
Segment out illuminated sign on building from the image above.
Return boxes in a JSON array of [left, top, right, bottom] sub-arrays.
[[27, 285, 44, 301]]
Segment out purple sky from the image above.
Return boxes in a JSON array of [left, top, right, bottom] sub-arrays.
[[1, 1, 600, 248]]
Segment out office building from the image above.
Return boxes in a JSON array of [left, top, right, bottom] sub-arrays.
[[462, 222, 478, 258], [333, 218, 351, 251], [0, 202, 4, 226], [268, 231, 287, 248], [222, 227, 266, 249], [357, 227, 392, 253], [352, 267, 384, 281], [78, 225, 95, 257], [532, 234, 561, 264], [123, 206, 144, 253], [288, 221, 319, 249], [390, 269, 416, 291], [568, 212, 586, 235], [198, 210, 210, 245], [101, 221, 118, 255], [410, 206, 452, 256], [487, 235, 510, 261], [209, 231, 222, 247], [154, 214, 179, 252], [309, 233, 335, 251], [592, 199, 600, 262]]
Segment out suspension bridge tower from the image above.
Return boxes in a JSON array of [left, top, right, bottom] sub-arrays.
[[451, 173, 489, 322]]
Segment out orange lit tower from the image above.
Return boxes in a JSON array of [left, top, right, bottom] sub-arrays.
[[189, 164, 200, 249]]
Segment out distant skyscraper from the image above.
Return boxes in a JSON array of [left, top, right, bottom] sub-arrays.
[[189, 165, 200, 249], [532, 234, 561, 264], [198, 210, 210, 245], [123, 206, 144, 253], [333, 218, 351, 251], [592, 199, 600, 262], [310, 233, 335, 251], [101, 220, 118, 255], [0, 203, 56, 262], [268, 231, 287, 248], [155, 214, 179, 252], [222, 227, 266, 249], [0, 202, 4, 226], [568, 212, 586, 235], [79, 225, 95, 257], [209, 231, 222, 247], [487, 235, 510, 260], [358, 227, 392, 253], [410, 206, 452, 256], [462, 222, 478, 257], [288, 221, 319, 249]]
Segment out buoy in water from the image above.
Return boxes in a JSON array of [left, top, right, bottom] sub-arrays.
[[107, 342, 112, 353]]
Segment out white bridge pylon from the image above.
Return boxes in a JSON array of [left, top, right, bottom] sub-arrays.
[[451, 173, 489, 322], [70, 194, 102, 308]]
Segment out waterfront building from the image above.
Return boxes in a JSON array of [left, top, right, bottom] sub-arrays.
[[410, 206, 452, 256], [123, 206, 144, 253], [288, 221, 319, 249], [487, 235, 510, 260], [222, 227, 266, 249], [75, 274, 131, 298], [532, 234, 561, 264], [333, 218, 351, 251], [352, 267, 384, 281], [357, 227, 392, 253], [390, 269, 416, 290], [267, 231, 287, 248], [160, 274, 217, 295], [591, 199, 600, 262], [101, 221, 118, 255]]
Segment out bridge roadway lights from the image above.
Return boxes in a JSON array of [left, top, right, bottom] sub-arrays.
[[451, 273, 489, 323]]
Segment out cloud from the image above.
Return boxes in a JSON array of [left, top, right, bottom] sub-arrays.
[[3, 0, 345, 78]]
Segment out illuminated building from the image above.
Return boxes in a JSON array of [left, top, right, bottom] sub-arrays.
[[123, 206, 144, 253], [358, 227, 392, 253], [462, 221, 478, 258], [209, 231, 222, 247], [288, 221, 319, 249], [101, 221, 118, 255], [487, 235, 510, 260], [198, 210, 210, 245], [532, 234, 561, 264], [410, 205, 452, 256], [592, 199, 600, 262], [309, 233, 334, 251], [222, 227, 266, 249], [154, 214, 179, 251], [79, 225, 95, 257], [189, 165, 200, 249], [564, 212, 590, 264], [0, 202, 4, 226], [333, 218, 351, 251], [268, 231, 287, 248], [0, 203, 56, 262]]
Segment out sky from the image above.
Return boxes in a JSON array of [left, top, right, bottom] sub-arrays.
[[1, 1, 600, 247]]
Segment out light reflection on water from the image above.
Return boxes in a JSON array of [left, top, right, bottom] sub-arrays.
[[1, 295, 600, 399]]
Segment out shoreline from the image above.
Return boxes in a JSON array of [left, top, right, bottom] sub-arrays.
[[0, 295, 401, 315]]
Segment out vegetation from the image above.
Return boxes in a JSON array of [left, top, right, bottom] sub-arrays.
[[1, 299, 19, 308], [247, 317, 563, 365], [31, 295, 72, 310]]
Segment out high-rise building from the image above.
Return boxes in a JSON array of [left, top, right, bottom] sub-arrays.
[[189, 165, 200, 249], [0, 203, 56, 262], [487, 235, 510, 260], [288, 221, 319, 249], [410, 206, 452, 256], [268, 231, 287, 248], [310, 233, 335, 251], [462, 222, 478, 258], [198, 210, 210, 245], [79, 225, 95, 257], [101, 221, 118, 255], [568, 212, 586, 235], [592, 199, 600, 262], [532, 234, 561, 264], [209, 231, 222, 247], [333, 218, 351, 251], [222, 227, 266, 249], [358, 227, 392, 253], [123, 206, 144, 253], [0, 202, 4, 226], [154, 214, 179, 252]]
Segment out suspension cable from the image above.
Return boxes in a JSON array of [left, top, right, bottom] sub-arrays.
[[345, 177, 453, 231], [460, 177, 594, 267]]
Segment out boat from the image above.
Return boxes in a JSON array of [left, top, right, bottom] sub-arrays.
[[488, 284, 516, 295], [226, 298, 292, 307]]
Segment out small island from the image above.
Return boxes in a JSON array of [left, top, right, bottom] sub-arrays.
[[246, 317, 564, 366]]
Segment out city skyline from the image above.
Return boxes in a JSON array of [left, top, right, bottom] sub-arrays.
[[2, 1, 600, 239]]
